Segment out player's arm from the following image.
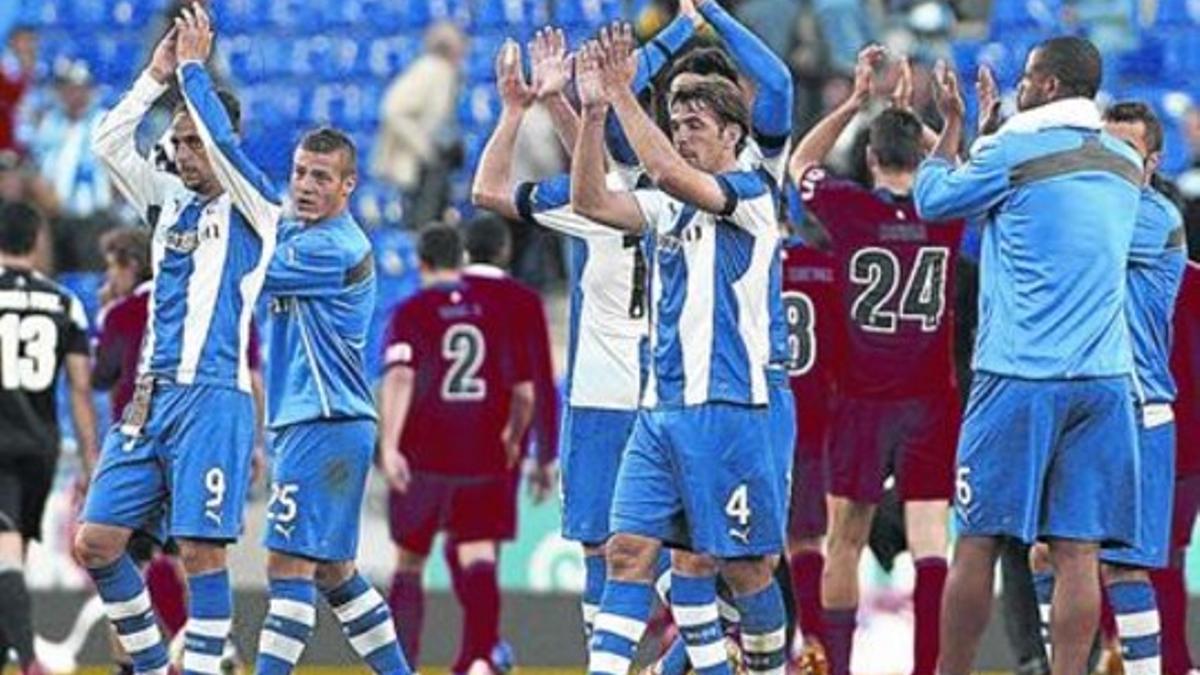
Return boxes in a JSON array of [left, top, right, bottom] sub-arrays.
[[63, 297, 98, 484], [502, 381, 536, 469], [599, 30, 735, 216], [789, 45, 880, 179], [175, 6, 282, 237], [571, 52, 646, 233], [263, 233, 367, 297], [378, 310, 418, 492], [605, 9, 699, 165], [91, 29, 178, 222], [527, 28, 581, 154], [697, 0, 793, 152], [472, 41, 534, 222], [91, 313, 125, 391], [914, 133, 1008, 221]]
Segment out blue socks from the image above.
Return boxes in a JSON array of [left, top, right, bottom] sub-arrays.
[[90, 555, 170, 674], [183, 569, 233, 675], [588, 580, 654, 675], [255, 577, 316, 674], [736, 582, 788, 675], [671, 573, 730, 675], [1107, 580, 1161, 675], [324, 572, 411, 674]]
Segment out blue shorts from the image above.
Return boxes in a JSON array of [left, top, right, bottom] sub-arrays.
[[954, 373, 1138, 546], [610, 403, 783, 558], [767, 369, 797, 528], [262, 418, 375, 562], [560, 406, 637, 545], [83, 384, 255, 542], [1101, 414, 1176, 569]]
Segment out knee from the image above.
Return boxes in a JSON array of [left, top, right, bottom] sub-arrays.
[[672, 551, 717, 577], [176, 539, 227, 575], [395, 548, 426, 575], [315, 561, 356, 591], [827, 509, 872, 556], [788, 536, 822, 557], [606, 534, 657, 581], [719, 557, 774, 596], [456, 540, 496, 567], [72, 526, 126, 569]]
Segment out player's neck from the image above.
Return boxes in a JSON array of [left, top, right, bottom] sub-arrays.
[[422, 269, 461, 286], [873, 171, 913, 196]]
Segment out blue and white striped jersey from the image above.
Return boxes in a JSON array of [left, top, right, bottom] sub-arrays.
[[1127, 187, 1187, 404], [634, 169, 781, 408], [516, 172, 648, 411], [92, 64, 279, 394], [263, 213, 377, 428]]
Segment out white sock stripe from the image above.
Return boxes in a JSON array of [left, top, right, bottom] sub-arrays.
[[593, 613, 647, 643], [742, 628, 786, 654], [1038, 604, 1051, 623], [119, 624, 163, 654], [349, 619, 397, 656], [717, 597, 741, 623], [1116, 609, 1161, 639], [685, 640, 728, 669], [187, 618, 232, 639], [1124, 656, 1162, 675], [269, 598, 317, 626], [259, 629, 307, 664], [581, 603, 599, 624], [655, 572, 672, 603], [182, 651, 223, 674], [673, 603, 720, 627], [750, 667, 786, 675], [333, 590, 380, 624], [589, 651, 632, 675], [147, 668, 169, 675], [106, 590, 152, 620]]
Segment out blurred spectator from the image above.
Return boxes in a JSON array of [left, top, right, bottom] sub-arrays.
[[0, 149, 60, 216], [26, 60, 111, 218], [93, 227, 152, 420], [371, 21, 467, 229], [813, 0, 877, 74], [0, 25, 36, 153], [734, 0, 802, 61], [1179, 106, 1200, 242]]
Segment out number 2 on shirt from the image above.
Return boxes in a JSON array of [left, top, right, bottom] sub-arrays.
[[441, 323, 487, 401]]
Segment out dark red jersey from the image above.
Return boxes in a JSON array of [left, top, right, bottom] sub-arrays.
[[383, 277, 535, 477], [797, 164, 965, 399]]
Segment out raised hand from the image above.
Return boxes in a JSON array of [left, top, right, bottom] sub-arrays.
[[149, 26, 179, 83], [528, 27, 571, 100], [495, 39, 534, 109], [852, 44, 887, 108], [575, 41, 606, 109], [596, 23, 637, 97], [933, 59, 965, 124], [175, 2, 213, 64], [891, 55, 914, 111], [976, 63, 1002, 134]]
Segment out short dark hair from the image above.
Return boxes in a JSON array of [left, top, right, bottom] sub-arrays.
[[465, 215, 511, 266], [300, 126, 358, 177], [0, 202, 45, 256], [867, 108, 925, 172], [666, 46, 739, 86], [417, 224, 463, 271], [173, 89, 242, 134], [1103, 101, 1164, 154], [1032, 36, 1103, 100], [100, 227, 152, 282], [668, 78, 750, 150]]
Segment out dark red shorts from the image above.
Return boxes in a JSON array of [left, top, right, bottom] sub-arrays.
[[1171, 473, 1200, 549], [827, 393, 960, 504], [789, 415, 830, 540], [389, 471, 517, 556]]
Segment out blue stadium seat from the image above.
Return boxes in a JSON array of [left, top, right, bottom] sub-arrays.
[[364, 36, 420, 79], [458, 83, 501, 128], [111, 0, 165, 29], [1155, 0, 1200, 27], [553, 0, 622, 29], [1162, 30, 1200, 84], [1114, 35, 1166, 82], [94, 34, 144, 85], [989, 0, 1061, 37], [467, 33, 509, 81], [56, 272, 104, 330], [220, 0, 270, 30], [474, 0, 534, 31], [950, 38, 982, 78]]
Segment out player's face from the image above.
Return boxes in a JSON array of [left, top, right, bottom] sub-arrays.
[[103, 252, 138, 299], [669, 100, 737, 173], [1105, 119, 1159, 183], [170, 113, 221, 195], [1016, 49, 1055, 111], [290, 148, 356, 223]]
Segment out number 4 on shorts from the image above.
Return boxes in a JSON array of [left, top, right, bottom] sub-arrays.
[[725, 484, 751, 527]]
